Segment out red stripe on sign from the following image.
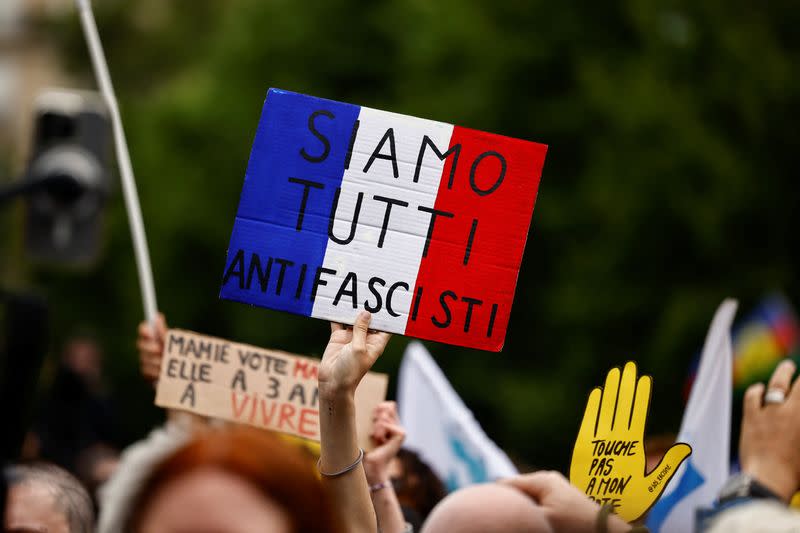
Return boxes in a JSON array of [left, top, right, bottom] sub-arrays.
[[405, 126, 547, 351]]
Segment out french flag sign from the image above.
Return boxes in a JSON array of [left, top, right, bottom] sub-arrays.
[[221, 89, 547, 351]]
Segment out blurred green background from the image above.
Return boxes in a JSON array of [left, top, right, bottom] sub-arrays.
[[2, 0, 799, 470]]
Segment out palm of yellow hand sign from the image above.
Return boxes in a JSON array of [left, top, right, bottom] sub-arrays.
[[569, 362, 691, 522]]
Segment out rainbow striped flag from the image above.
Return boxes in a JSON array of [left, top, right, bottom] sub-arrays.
[[684, 294, 799, 398], [731, 294, 799, 391]]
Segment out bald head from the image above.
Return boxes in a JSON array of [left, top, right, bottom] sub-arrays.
[[421, 483, 553, 533]]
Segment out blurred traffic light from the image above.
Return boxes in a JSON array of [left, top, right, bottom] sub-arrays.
[[24, 89, 111, 266]]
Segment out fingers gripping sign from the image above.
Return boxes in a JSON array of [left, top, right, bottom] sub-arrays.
[[569, 362, 692, 522], [319, 311, 392, 398]]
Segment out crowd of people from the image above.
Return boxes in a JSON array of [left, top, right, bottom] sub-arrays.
[[4, 310, 800, 532]]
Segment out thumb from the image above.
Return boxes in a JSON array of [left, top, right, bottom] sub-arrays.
[[645, 443, 692, 495]]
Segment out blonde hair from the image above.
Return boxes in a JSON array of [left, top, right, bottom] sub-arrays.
[[707, 500, 800, 533]]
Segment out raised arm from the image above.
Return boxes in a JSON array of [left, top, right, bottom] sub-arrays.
[[136, 314, 207, 428], [365, 401, 409, 533], [318, 311, 391, 533]]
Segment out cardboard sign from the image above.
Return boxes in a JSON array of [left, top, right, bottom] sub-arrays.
[[220, 89, 547, 351], [569, 362, 691, 522], [155, 329, 388, 449]]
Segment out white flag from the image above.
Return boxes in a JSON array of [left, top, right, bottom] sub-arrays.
[[646, 299, 738, 532], [397, 342, 518, 491]]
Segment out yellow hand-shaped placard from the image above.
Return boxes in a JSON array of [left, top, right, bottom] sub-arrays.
[[569, 362, 691, 522]]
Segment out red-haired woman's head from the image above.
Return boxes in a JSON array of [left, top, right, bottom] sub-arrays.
[[129, 426, 341, 533]]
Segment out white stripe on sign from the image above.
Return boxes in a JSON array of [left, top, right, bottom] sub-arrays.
[[311, 107, 454, 333]]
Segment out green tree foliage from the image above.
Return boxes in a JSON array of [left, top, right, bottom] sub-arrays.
[[17, 0, 800, 467]]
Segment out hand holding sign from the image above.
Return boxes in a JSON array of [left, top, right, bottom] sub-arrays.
[[319, 311, 392, 399], [137, 313, 168, 383], [318, 311, 391, 533], [570, 362, 691, 522]]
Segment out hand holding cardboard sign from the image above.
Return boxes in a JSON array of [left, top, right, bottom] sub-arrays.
[[318, 311, 391, 533], [570, 362, 691, 522], [137, 313, 167, 383], [319, 311, 392, 399]]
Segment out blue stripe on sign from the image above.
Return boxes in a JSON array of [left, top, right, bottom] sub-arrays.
[[220, 88, 360, 316], [645, 459, 705, 532]]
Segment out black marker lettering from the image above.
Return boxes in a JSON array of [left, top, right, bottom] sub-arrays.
[[386, 282, 409, 317], [432, 290, 457, 328], [333, 272, 358, 308], [247, 253, 272, 292], [167, 334, 185, 355], [487, 303, 499, 337], [364, 128, 399, 178], [374, 195, 409, 248], [222, 249, 246, 289], [343, 120, 360, 170], [294, 264, 307, 299], [300, 110, 333, 163], [461, 296, 483, 333], [469, 151, 506, 196], [288, 384, 307, 405], [364, 277, 386, 313], [463, 219, 479, 266], [418, 206, 455, 257], [410, 286, 424, 322], [311, 267, 336, 302], [288, 177, 324, 231], [413, 135, 461, 187], [231, 370, 247, 392], [180, 382, 196, 407], [328, 188, 363, 245], [273, 258, 294, 296]]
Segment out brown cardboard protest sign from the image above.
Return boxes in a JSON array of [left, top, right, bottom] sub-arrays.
[[155, 329, 388, 448]]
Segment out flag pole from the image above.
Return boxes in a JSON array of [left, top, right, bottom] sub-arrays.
[[75, 0, 158, 323]]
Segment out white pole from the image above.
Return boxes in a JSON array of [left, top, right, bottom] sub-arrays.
[[75, 0, 158, 323]]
